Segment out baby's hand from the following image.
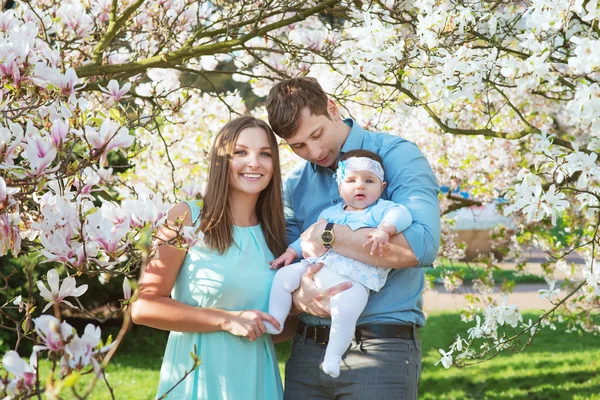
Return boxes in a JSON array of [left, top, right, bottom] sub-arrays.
[[269, 248, 297, 269], [363, 229, 391, 257]]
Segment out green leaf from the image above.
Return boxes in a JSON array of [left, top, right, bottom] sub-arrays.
[[109, 108, 124, 123], [61, 371, 81, 388], [21, 318, 30, 335], [83, 207, 98, 218]]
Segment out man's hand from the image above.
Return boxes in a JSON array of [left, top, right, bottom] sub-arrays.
[[300, 218, 328, 258], [291, 263, 352, 317]]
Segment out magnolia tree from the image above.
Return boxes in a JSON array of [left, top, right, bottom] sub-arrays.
[[1, 0, 600, 397]]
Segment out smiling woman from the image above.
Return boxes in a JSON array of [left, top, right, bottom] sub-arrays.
[[131, 116, 288, 400], [228, 127, 275, 211]]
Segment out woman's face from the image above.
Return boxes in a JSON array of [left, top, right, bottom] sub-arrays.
[[228, 126, 274, 198]]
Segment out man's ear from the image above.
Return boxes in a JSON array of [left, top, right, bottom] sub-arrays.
[[381, 181, 387, 195], [327, 99, 340, 120]]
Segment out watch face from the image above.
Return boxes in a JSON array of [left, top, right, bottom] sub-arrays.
[[322, 231, 334, 243]]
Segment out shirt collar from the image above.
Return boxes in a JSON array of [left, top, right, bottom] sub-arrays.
[[311, 118, 366, 172]]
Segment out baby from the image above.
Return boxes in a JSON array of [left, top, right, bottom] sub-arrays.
[[265, 149, 412, 378]]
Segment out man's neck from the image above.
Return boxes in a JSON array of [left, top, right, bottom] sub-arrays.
[[329, 119, 352, 171]]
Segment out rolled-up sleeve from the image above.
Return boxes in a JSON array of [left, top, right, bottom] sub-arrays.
[[383, 141, 441, 267], [373, 201, 413, 234]]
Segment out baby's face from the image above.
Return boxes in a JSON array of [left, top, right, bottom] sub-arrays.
[[339, 169, 386, 211]]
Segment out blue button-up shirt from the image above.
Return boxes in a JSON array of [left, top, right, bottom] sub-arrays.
[[283, 119, 440, 327]]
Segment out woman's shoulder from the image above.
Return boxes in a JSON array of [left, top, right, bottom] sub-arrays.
[[169, 200, 202, 226]]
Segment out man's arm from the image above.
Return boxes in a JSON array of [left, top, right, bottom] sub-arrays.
[[300, 220, 417, 269]]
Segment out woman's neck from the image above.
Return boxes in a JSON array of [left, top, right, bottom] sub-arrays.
[[228, 191, 259, 227]]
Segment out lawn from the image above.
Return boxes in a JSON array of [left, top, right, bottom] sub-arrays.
[[428, 260, 546, 284], [42, 312, 599, 399]]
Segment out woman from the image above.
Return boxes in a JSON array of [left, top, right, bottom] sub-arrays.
[[131, 116, 288, 399]]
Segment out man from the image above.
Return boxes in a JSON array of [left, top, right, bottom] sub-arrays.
[[266, 77, 440, 399]]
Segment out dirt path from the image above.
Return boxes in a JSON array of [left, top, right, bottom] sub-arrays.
[[423, 283, 566, 313], [424, 248, 585, 313]]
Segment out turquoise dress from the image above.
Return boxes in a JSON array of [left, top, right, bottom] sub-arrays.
[[156, 201, 283, 399]]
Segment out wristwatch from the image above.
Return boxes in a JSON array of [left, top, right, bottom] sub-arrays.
[[321, 222, 335, 249]]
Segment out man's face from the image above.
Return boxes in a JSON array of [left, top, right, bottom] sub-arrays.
[[284, 103, 348, 168]]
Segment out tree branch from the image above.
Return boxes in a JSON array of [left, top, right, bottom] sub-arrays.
[[76, 0, 340, 78], [91, 0, 146, 64]]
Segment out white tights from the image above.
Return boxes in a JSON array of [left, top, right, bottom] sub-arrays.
[[265, 262, 369, 378]]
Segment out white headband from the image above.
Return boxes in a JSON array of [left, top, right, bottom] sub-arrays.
[[335, 157, 384, 185]]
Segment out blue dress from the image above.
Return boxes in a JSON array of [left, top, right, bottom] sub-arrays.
[[156, 201, 283, 399]]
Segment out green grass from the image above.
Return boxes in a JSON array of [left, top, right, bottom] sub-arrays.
[[38, 312, 599, 399], [427, 262, 546, 284], [418, 312, 600, 399]]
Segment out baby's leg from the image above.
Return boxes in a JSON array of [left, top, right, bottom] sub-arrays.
[[321, 282, 369, 378], [265, 262, 308, 334]]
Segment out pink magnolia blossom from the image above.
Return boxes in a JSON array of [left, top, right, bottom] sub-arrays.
[[56, 68, 82, 98], [0, 53, 21, 86], [182, 225, 203, 247], [62, 323, 116, 378], [22, 133, 57, 177], [73, 167, 101, 195], [0, 213, 21, 257], [63, 324, 100, 370], [50, 119, 69, 147], [0, 9, 17, 32], [35, 269, 88, 312], [0, 176, 19, 205], [180, 182, 203, 199], [38, 230, 80, 265], [56, 4, 94, 38], [86, 209, 129, 254], [33, 315, 74, 352], [99, 79, 132, 103], [0, 121, 24, 166], [2, 350, 36, 396], [84, 119, 134, 165], [121, 189, 171, 229], [123, 277, 132, 300]]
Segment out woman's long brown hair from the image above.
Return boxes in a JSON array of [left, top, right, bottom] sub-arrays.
[[199, 116, 287, 257]]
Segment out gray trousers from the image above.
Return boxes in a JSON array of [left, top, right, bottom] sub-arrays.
[[284, 332, 421, 399]]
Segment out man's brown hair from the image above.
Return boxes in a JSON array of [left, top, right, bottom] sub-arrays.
[[339, 149, 384, 170], [266, 77, 331, 139], [200, 116, 287, 256]]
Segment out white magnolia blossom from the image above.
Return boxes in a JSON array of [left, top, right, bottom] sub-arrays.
[[435, 348, 453, 369], [36, 269, 88, 312], [539, 280, 561, 302]]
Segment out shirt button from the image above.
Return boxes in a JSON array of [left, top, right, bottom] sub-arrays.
[[333, 199, 338, 204]]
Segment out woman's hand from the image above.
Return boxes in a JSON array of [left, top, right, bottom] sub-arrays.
[[224, 310, 281, 341]]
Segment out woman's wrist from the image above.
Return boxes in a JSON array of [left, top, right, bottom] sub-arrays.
[[217, 309, 235, 332]]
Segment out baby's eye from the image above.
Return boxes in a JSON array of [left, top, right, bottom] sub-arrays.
[[366, 179, 374, 183]]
